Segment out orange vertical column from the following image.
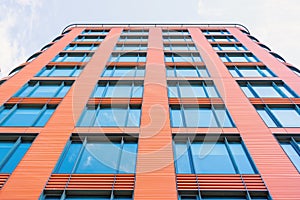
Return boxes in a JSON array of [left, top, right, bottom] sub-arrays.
[[228, 27, 300, 95], [134, 28, 177, 200], [189, 27, 300, 199], [0, 28, 122, 199]]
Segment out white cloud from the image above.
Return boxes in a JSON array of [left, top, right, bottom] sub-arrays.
[[0, 0, 43, 77]]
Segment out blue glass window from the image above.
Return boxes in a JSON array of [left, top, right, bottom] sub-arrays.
[[54, 135, 137, 174], [212, 44, 247, 51], [164, 44, 197, 51], [77, 104, 141, 127], [36, 65, 83, 77], [206, 36, 237, 42], [109, 53, 147, 62], [92, 81, 143, 98], [277, 136, 300, 172], [52, 53, 92, 62], [228, 66, 275, 77], [115, 44, 147, 51], [174, 135, 257, 174], [239, 81, 297, 98], [0, 135, 34, 173], [82, 29, 109, 35], [202, 30, 230, 35], [122, 29, 148, 35], [219, 53, 259, 62], [166, 66, 209, 77], [162, 30, 189, 35], [256, 105, 300, 127], [163, 35, 192, 42], [170, 105, 234, 128], [119, 36, 148, 42], [75, 36, 105, 42], [65, 44, 99, 51], [168, 81, 219, 98], [0, 104, 55, 127], [14, 81, 72, 98], [164, 53, 202, 63], [102, 66, 145, 77]]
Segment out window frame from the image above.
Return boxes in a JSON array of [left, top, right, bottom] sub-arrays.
[[0, 134, 35, 173], [167, 80, 219, 98], [109, 53, 147, 63], [276, 135, 300, 173], [36, 65, 83, 77], [102, 65, 145, 77], [256, 105, 300, 128], [219, 53, 259, 62], [166, 65, 209, 78], [170, 104, 235, 128], [238, 81, 298, 98], [53, 134, 138, 174], [173, 135, 258, 174], [14, 80, 73, 98], [164, 53, 203, 63], [52, 53, 92, 62], [92, 80, 144, 98], [77, 104, 141, 127], [228, 65, 276, 77]]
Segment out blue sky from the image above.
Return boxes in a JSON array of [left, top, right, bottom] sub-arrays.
[[0, 0, 299, 77]]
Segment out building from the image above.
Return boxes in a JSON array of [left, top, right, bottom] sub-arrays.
[[0, 24, 299, 199]]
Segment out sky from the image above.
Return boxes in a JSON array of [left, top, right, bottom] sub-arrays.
[[0, 0, 299, 77]]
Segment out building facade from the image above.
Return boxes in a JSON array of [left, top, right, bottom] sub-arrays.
[[0, 24, 299, 199]]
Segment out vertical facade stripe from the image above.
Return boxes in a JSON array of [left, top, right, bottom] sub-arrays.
[[134, 27, 177, 200]]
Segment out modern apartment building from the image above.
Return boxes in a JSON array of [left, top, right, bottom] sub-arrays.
[[0, 24, 299, 199]]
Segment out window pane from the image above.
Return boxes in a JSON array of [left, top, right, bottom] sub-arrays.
[[198, 68, 209, 77], [132, 86, 143, 97], [119, 143, 138, 173], [184, 108, 218, 127], [114, 67, 136, 77], [78, 109, 97, 126], [18, 87, 34, 97], [51, 68, 74, 77], [281, 143, 300, 171], [191, 143, 236, 173], [170, 108, 184, 127], [29, 85, 60, 97], [257, 109, 277, 127], [241, 86, 255, 98], [205, 85, 219, 97], [179, 85, 206, 98], [228, 56, 248, 62], [95, 108, 127, 126], [176, 68, 198, 77], [126, 108, 141, 127], [56, 143, 82, 173], [0, 142, 14, 163], [229, 69, 239, 77], [260, 68, 274, 77], [2, 108, 40, 126], [102, 68, 113, 77], [166, 68, 175, 77], [105, 85, 132, 98], [1, 143, 31, 173], [239, 68, 262, 77], [270, 108, 300, 127], [228, 143, 255, 174], [214, 109, 234, 127], [278, 86, 295, 97], [76, 142, 120, 173], [56, 86, 70, 97], [93, 86, 105, 97], [174, 143, 192, 173], [252, 86, 281, 97], [35, 109, 55, 126], [168, 86, 178, 98]]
